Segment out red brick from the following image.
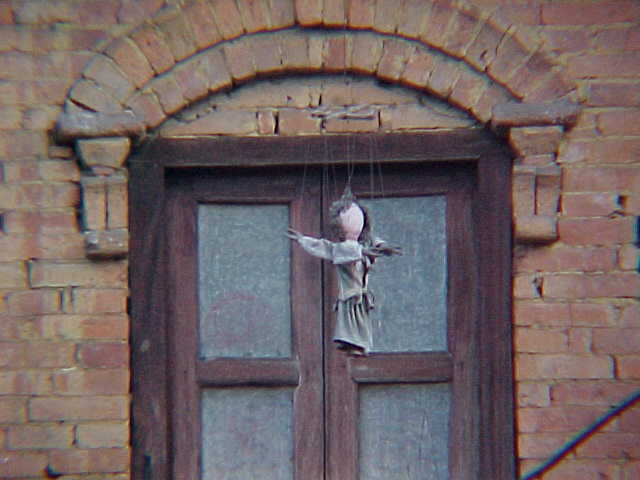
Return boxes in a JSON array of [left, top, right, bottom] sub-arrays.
[[551, 381, 639, 406], [570, 303, 616, 327], [558, 217, 635, 245], [509, 126, 563, 157], [515, 353, 613, 380], [542, 1, 639, 25], [449, 68, 488, 111], [598, 109, 640, 136], [0, 341, 75, 368], [223, 40, 256, 82], [0, 262, 28, 288], [569, 53, 640, 79], [128, 90, 165, 128], [237, 0, 270, 32], [486, 34, 530, 85], [37, 314, 128, 340], [561, 138, 640, 164], [540, 28, 591, 53], [543, 273, 640, 299], [82, 55, 135, 103], [514, 274, 542, 300], [348, 0, 375, 29], [618, 244, 639, 271], [174, 59, 209, 103], [509, 52, 557, 99], [526, 459, 621, 480], [399, 45, 434, 89], [518, 432, 572, 459], [48, 447, 130, 474], [418, 2, 454, 49], [156, 13, 197, 62], [517, 381, 551, 407], [53, 368, 129, 395], [70, 79, 122, 114], [78, 342, 129, 368], [163, 109, 257, 135], [325, 116, 379, 132], [131, 25, 175, 74], [377, 38, 411, 81], [8, 424, 73, 449], [577, 432, 640, 459], [268, 0, 295, 28], [29, 395, 127, 421], [568, 327, 591, 353], [562, 193, 621, 217], [516, 245, 615, 273], [77, 0, 119, 25], [0, 451, 48, 478], [0, 398, 26, 423], [250, 35, 282, 74], [472, 83, 514, 124], [373, 0, 399, 33], [618, 356, 640, 379], [464, 20, 503, 72], [592, 328, 640, 354], [258, 110, 276, 134], [323, 35, 349, 71], [211, 0, 245, 38], [351, 32, 383, 74], [0, 370, 52, 395], [515, 327, 568, 353], [6, 289, 61, 315], [106, 38, 155, 89], [443, 9, 482, 58], [295, 0, 322, 25], [29, 260, 127, 288], [323, 0, 346, 26], [563, 166, 640, 193], [200, 48, 233, 93], [0, 0, 13, 24], [514, 301, 571, 327], [518, 406, 606, 433], [427, 55, 462, 98], [620, 303, 640, 327], [76, 422, 129, 448], [184, 0, 223, 49], [586, 81, 640, 107], [623, 462, 640, 479], [278, 109, 321, 134], [593, 26, 640, 51]]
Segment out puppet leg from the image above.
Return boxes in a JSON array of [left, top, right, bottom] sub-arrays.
[[333, 299, 372, 355]]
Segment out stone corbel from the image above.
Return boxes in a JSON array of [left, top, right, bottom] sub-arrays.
[[492, 101, 581, 245], [76, 137, 131, 259]]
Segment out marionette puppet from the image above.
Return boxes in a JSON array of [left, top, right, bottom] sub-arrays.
[[286, 187, 402, 356]]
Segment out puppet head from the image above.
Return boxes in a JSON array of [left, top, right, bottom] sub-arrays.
[[330, 186, 372, 243]]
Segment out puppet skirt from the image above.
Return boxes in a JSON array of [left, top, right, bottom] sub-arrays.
[[333, 297, 373, 354]]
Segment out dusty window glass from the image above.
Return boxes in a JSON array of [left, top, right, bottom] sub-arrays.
[[361, 196, 447, 353], [198, 204, 292, 358]]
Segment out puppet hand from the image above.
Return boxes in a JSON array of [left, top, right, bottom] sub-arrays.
[[286, 228, 303, 241]]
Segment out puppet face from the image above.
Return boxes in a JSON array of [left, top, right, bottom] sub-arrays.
[[339, 203, 364, 241]]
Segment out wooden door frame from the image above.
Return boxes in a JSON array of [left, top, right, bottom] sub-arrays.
[[129, 130, 515, 479]]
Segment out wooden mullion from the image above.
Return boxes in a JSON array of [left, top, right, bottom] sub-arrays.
[[349, 352, 453, 384], [196, 359, 300, 386]]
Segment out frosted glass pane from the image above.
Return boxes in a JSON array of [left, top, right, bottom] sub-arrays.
[[198, 204, 291, 358], [359, 383, 450, 480], [201, 388, 294, 479], [361, 196, 447, 352]]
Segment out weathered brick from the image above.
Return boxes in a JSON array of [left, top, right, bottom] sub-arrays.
[[449, 67, 488, 111], [29, 395, 127, 421], [6, 289, 61, 315], [399, 45, 434, 89], [514, 301, 571, 327], [250, 35, 282, 74], [8, 424, 74, 449], [577, 432, 640, 459], [618, 356, 640, 379], [211, 0, 245, 39], [509, 126, 564, 157], [70, 79, 122, 114], [592, 328, 640, 354], [486, 34, 530, 86], [106, 38, 154, 90], [443, 8, 483, 59], [543, 273, 640, 299], [419, 1, 456, 49], [471, 82, 514, 124], [47, 447, 130, 474], [325, 116, 379, 132], [323, 35, 350, 71], [348, 0, 375, 29], [559, 138, 640, 164], [156, 12, 197, 62], [200, 47, 233, 93], [295, 0, 322, 25], [223, 39, 256, 82], [598, 109, 640, 136], [377, 38, 411, 82], [76, 421, 129, 448], [517, 381, 551, 407], [278, 109, 321, 134], [465, 20, 503, 72], [427, 55, 462, 98], [515, 353, 613, 380], [0, 262, 28, 288], [562, 193, 621, 217], [351, 32, 383, 74], [258, 110, 276, 134], [586, 81, 640, 107], [174, 59, 210, 103], [29, 260, 127, 288], [542, 1, 639, 25], [514, 273, 542, 300], [131, 25, 175, 74], [77, 137, 130, 170], [523, 459, 621, 479], [563, 166, 640, 193], [163, 109, 257, 136], [396, 0, 429, 38], [0, 398, 26, 423], [237, 0, 271, 32], [558, 217, 635, 245], [323, 0, 346, 26], [279, 30, 310, 70], [128, 90, 165, 128], [515, 327, 568, 353], [53, 368, 129, 395], [0, 341, 75, 368], [518, 406, 606, 433], [267, 0, 295, 28], [518, 432, 573, 459], [551, 381, 639, 406], [37, 314, 128, 340], [0, 451, 48, 478], [618, 244, 639, 271], [184, 0, 223, 49], [380, 104, 473, 131], [569, 53, 640, 79], [151, 73, 186, 115], [516, 245, 615, 273], [78, 342, 129, 368]]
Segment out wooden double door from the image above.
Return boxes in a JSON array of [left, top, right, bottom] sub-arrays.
[[164, 161, 478, 479]]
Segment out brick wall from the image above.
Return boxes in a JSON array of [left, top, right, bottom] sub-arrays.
[[0, 1, 639, 479]]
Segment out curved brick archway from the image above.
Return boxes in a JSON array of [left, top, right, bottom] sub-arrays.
[[55, 0, 581, 257]]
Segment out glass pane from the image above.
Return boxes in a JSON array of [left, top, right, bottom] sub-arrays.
[[360, 196, 447, 352], [201, 388, 294, 479], [359, 383, 450, 480], [198, 204, 292, 358]]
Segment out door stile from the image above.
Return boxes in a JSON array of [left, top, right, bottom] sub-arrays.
[[166, 188, 201, 479]]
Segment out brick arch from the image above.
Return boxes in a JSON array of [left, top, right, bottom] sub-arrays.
[[62, 0, 574, 128], [57, 0, 582, 258]]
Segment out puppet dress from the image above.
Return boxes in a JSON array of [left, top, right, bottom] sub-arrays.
[[295, 236, 375, 354]]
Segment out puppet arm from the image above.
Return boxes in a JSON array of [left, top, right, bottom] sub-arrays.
[[286, 228, 335, 261], [363, 238, 403, 257]]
